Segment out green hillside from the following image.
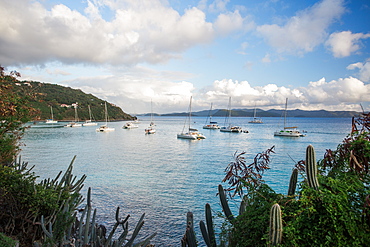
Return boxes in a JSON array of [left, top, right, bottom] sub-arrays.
[[15, 80, 134, 121]]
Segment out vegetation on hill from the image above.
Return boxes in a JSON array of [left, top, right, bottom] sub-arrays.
[[14, 80, 134, 121]]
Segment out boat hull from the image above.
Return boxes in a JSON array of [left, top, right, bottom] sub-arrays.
[[220, 126, 242, 132], [274, 130, 303, 137]]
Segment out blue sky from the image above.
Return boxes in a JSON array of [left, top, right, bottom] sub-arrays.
[[1, 0, 369, 114]]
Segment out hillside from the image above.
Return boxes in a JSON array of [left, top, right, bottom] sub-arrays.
[[14, 80, 134, 121], [156, 108, 360, 118]]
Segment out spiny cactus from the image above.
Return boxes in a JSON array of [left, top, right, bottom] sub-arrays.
[[182, 212, 197, 247], [288, 168, 298, 196], [38, 187, 156, 247], [199, 203, 216, 247], [306, 145, 319, 190], [218, 184, 235, 223], [269, 203, 282, 246]]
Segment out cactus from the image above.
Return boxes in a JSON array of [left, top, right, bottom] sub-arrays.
[[269, 203, 282, 246], [306, 145, 319, 190], [288, 168, 298, 196], [39, 187, 156, 247], [182, 212, 197, 247], [218, 184, 235, 223], [199, 203, 216, 247]]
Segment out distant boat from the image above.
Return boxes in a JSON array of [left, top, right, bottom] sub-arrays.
[[83, 105, 97, 126], [65, 105, 82, 127], [96, 102, 115, 132], [145, 100, 156, 134], [220, 97, 243, 133], [274, 98, 305, 137], [123, 122, 139, 129], [203, 103, 220, 129], [45, 106, 58, 124], [249, 104, 263, 124], [177, 96, 206, 140]]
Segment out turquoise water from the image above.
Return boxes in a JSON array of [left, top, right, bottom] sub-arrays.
[[20, 117, 351, 246]]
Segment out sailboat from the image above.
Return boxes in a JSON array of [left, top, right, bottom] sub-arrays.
[[145, 100, 156, 134], [177, 96, 206, 140], [83, 105, 97, 126], [45, 106, 58, 124], [203, 103, 220, 129], [248, 104, 263, 124], [65, 105, 82, 127], [274, 98, 304, 137], [96, 102, 115, 132], [220, 97, 242, 133]]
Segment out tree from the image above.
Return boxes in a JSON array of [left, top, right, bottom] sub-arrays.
[[0, 66, 37, 165]]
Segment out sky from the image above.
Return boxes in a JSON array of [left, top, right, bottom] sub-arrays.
[[1, 0, 370, 114]]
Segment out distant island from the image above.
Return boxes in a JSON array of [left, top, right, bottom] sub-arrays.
[[13, 80, 135, 121], [139, 108, 361, 118]]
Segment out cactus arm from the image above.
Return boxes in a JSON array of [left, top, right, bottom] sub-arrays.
[[269, 203, 282, 246], [205, 203, 216, 247], [200, 220, 211, 246], [306, 145, 319, 190], [288, 168, 299, 196], [218, 184, 235, 223]]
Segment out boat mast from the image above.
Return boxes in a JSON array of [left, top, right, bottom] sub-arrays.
[[284, 98, 288, 128], [50, 106, 54, 120], [189, 96, 192, 131], [104, 102, 108, 125]]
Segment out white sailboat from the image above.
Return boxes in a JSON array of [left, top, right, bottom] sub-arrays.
[[249, 104, 263, 124], [145, 100, 156, 134], [65, 105, 82, 127], [83, 105, 97, 126], [177, 96, 206, 140], [203, 103, 220, 129], [274, 98, 304, 137], [96, 102, 115, 132], [220, 97, 242, 133], [45, 106, 58, 124], [123, 121, 139, 129]]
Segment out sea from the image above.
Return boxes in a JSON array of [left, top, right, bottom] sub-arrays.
[[20, 116, 352, 246]]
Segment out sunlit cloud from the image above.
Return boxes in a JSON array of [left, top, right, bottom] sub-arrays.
[[326, 31, 370, 57], [256, 0, 345, 55], [347, 59, 370, 82]]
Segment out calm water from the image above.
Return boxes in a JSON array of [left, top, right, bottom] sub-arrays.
[[20, 116, 351, 246]]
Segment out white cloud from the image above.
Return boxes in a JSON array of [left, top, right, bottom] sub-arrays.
[[256, 0, 345, 55], [0, 0, 214, 66], [198, 77, 370, 111], [326, 31, 370, 57], [347, 60, 370, 82], [214, 10, 255, 36]]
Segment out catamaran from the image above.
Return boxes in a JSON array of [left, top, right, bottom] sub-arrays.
[[65, 105, 82, 127], [248, 104, 263, 124], [83, 105, 97, 126], [145, 100, 156, 134], [203, 103, 220, 129], [177, 96, 206, 140], [220, 97, 242, 133], [45, 106, 58, 124], [274, 98, 304, 137], [96, 102, 115, 132]]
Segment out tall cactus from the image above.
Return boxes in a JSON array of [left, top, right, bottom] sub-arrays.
[[306, 145, 319, 190], [199, 203, 216, 247], [269, 203, 282, 246], [288, 168, 298, 196], [218, 184, 235, 223]]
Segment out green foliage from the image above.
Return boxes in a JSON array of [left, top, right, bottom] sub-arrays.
[[194, 114, 370, 247], [14, 80, 134, 121], [0, 157, 85, 246], [0, 232, 17, 247], [0, 66, 38, 165]]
